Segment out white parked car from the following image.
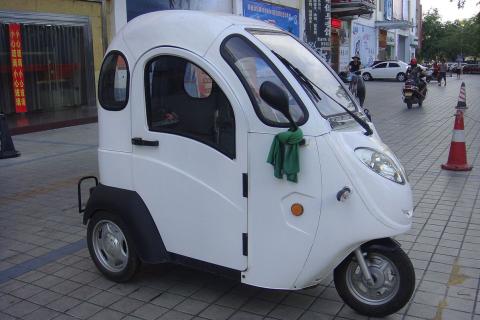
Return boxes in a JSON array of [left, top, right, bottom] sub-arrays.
[[361, 60, 409, 82]]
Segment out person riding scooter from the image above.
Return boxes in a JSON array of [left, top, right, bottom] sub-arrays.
[[406, 58, 426, 90], [403, 58, 428, 108]]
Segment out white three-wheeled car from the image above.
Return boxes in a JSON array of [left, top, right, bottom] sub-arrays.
[[79, 11, 415, 317]]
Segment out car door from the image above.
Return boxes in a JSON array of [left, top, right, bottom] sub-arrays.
[[130, 47, 248, 270], [371, 62, 388, 78], [387, 62, 402, 79]]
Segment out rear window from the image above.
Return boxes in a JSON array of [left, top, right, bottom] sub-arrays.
[[98, 51, 129, 111]]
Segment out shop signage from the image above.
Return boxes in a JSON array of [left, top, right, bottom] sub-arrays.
[[384, 0, 392, 20], [305, 0, 331, 63], [243, 0, 300, 37], [351, 22, 376, 66], [8, 23, 26, 113], [331, 18, 342, 29], [393, 0, 402, 20], [402, 0, 408, 20]]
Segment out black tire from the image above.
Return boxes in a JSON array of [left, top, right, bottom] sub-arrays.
[[87, 211, 140, 282], [406, 101, 412, 109], [396, 73, 406, 82], [334, 244, 415, 317], [362, 73, 372, 81]]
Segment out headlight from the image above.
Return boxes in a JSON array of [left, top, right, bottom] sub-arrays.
[[355, 148, 405, 184]]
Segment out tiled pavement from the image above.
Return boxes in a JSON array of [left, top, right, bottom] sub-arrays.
[[1, 75, 480, 320]]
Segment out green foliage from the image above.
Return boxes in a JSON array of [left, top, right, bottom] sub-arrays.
[[422, 9, 480, 61]]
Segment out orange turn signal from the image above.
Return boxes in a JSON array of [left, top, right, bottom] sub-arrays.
[[291, 203, 304, 216]]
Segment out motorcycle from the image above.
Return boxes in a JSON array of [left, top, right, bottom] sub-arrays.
[[402, 75, 427, 109]]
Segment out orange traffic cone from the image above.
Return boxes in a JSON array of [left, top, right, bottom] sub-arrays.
[[456, 82, 467, 109], [441, 110, 472, 171]]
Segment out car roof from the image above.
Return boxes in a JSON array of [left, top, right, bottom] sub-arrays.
[[112, 10, 279, 61]]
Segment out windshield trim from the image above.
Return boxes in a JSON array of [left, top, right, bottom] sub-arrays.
[[220, 33, 309, 128], [247, 28, 360, 118]]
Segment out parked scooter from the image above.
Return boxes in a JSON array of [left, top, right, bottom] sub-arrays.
[[402, 75, 428, 109]]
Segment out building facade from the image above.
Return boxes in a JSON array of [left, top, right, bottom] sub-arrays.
[[0, 0, 421, 132]]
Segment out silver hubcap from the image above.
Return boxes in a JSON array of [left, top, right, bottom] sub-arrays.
[[346, 253, 400, 305], [92, 220, 128, 273]]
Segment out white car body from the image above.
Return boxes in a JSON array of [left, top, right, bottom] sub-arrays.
[[361, 61, 409, 81], [95, 11, 413, 290]]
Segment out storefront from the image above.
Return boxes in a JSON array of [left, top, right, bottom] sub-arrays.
[[0, 0, 106, 134], [330, 18, 350, 72], [330, 0, 375, 71]]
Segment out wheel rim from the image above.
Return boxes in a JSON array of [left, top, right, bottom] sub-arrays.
[[345, 253, 400, 305], [398, 74, 405, 81], [92, 220, 129, 273], [363, 74, 370, 81]]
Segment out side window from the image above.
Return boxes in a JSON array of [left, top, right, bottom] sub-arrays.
[[374, 63, 387, 69], [145, 56, 236, 159], [99, 51, 129, 110], [389, 63, 400, 68], [221, 36, 307, 127]]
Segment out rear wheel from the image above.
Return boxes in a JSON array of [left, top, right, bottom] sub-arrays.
[[406, 101, 412, 109], [334, 243, 415, 317], [396, 73, 406, 82], [87, 211, 140, 282], [362, 73, 372, 81]]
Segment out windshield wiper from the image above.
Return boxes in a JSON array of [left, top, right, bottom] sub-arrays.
[[271, 51, 373, 136], [272, 51, 321, 102]]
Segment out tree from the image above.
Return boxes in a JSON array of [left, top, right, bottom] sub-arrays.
[[422, 9, 480, 61], [451, 0, 480, 8]]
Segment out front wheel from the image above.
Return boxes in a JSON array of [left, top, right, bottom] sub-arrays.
[[406, 100, 412, 109], [87, 211, 140, 282], [334, 243, 415, 317]]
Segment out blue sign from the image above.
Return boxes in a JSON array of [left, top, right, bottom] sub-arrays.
[[384, 0, 393, 21], [243, 0, 299, 37]]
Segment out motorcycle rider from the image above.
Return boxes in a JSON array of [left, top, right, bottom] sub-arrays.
[[406, 58, 426, 93]]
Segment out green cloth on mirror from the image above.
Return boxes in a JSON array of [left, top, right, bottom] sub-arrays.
[[267, 128, 304, 183]]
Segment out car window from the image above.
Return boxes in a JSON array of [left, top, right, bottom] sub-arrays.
[[98, 51, 129, 110], [221, 35, 307, 127], [145, 56, 236, 159], [374, 63, 387, 69], [389, 63, 400, 68]]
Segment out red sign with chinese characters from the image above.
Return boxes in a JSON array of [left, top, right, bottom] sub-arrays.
[[9, 23, 27, 113]]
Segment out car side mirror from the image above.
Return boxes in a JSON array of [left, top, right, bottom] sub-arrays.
[[260, 81, 297, 130]]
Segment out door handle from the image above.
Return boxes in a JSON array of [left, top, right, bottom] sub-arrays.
[[131, 137, 159, 146]]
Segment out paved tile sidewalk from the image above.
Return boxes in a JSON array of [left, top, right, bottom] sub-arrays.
[[1, 75, 480, 319]]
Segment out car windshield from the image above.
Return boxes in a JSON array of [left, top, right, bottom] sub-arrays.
[[250, 30, 357, 117]]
